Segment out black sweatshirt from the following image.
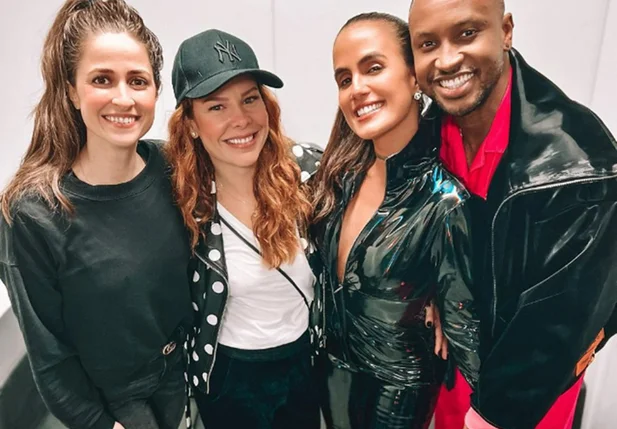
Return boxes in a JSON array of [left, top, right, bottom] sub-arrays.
[[0, 140, 192, 429]]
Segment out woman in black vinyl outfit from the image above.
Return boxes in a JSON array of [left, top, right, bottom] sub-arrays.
[[311, 12, 480, 429]]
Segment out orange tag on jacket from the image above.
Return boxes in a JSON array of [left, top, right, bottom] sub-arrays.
[[575, 328, 605, 377]]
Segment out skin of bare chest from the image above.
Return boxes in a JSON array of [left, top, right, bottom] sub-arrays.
[[218, 195, 256, 229], [337, 168, 386, 281]]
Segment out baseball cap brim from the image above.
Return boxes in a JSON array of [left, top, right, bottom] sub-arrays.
[[181, 69, 283, 104]]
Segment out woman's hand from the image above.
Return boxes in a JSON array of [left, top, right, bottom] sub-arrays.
[[425, 301, 448, 360]]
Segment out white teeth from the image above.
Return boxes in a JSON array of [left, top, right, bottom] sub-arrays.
[[227, 134, 254, 144], [105, 116, 136, 124], [356, 102, 383, 117], [439, 73, 473, 89]]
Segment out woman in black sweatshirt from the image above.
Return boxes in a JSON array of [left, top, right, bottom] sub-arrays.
[[0, 1, 191, 428]]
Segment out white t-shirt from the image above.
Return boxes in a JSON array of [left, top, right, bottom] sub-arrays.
[[216, 203, 315, 350]]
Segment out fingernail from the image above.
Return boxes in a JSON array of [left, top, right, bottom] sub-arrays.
[[426, 321, 433, 328]]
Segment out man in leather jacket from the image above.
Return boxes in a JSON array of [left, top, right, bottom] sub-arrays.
[[409, 0, 617, 428]]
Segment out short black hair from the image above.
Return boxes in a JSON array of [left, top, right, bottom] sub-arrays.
[[410, 0, 506, 17]]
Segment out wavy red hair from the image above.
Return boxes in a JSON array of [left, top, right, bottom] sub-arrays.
[[165, 86, 311, 268]]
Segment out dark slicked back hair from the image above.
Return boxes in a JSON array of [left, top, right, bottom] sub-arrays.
[[344, 12, 414, 69]]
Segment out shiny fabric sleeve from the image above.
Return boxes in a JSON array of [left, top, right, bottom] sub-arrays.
[[434, 202, 480, 388], [0, 210, 115, 429], [472, 183, 617, 428]]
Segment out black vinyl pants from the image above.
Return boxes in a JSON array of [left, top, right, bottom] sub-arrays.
[[318, 358, 443, 429]]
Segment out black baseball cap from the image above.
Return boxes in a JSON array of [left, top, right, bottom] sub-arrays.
[[172, 29, 284, 107]]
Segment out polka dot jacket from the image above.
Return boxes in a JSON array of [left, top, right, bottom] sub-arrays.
[[184, 142, 324, 395]]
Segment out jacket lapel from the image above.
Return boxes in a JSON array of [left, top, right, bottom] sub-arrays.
[[194, 184, 228, 280], [505, 49, 617, 193]]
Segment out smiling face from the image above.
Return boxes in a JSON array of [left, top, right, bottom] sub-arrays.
[[189, 74, 269, 173], [333, 20, 420, 146], [409, 0, 513, 117], [69, 31, 157, 150]]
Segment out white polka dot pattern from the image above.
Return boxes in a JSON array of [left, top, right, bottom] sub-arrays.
[[192, 271, 200, 282], [204, 344, 214, 355], [207, 314, 218, 326], [292, 145, 304, 158], [209, 249, 221, 261], [212, 281, 224, 293], [211, 223, 222, 235]]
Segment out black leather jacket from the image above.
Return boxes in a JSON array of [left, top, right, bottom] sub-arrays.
[[312, 120, 480, 388], [464, 49, 617, 429]]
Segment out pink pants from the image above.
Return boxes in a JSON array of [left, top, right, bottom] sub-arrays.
[[434, 369, 584, 429]]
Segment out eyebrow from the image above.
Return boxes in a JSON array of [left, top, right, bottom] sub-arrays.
[[204, 86, 260, 102], [87, 68, 152, 76], [334, 52, 387, 79], [453, 18, 489, 28], [413, 18, 489, 39]]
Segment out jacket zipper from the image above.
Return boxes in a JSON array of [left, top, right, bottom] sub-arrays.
[[490, 173, 617, 336], [194, 252, 229, 394], [335, 170, 384, 359], [320, 266, 327, 350]]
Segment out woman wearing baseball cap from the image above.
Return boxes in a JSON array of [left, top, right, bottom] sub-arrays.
[[165, 29, 322, 429]]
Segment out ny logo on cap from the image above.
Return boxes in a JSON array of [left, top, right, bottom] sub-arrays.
[[214, 40, 242, 64]]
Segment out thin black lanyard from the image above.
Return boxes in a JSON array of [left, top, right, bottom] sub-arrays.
[[218, 216, 310, 310]]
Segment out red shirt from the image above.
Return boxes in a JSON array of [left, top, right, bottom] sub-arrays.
[[439, 69, 513, 199]]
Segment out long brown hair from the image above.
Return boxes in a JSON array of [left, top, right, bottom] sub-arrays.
[[1, 0, 163, 223], [165, 86, 312, 268], [312, 12, 415, 224]]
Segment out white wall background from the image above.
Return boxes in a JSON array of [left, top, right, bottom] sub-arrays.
[[0, 0, 615, 426]]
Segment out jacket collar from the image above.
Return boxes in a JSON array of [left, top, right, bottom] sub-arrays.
[[505, 48, 617, 193], [381, 118, 439, 190], [340, 118, 439, 199]]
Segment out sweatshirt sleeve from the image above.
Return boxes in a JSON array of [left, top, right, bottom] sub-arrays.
[[0, 206, 115, 429]]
